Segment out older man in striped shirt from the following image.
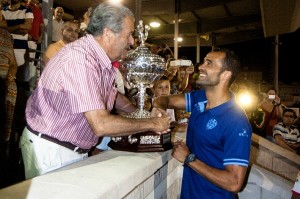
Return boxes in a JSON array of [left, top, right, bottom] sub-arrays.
[[20, 2, 171, 179]]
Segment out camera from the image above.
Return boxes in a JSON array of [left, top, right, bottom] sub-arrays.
[[268, 94, 275, 100]]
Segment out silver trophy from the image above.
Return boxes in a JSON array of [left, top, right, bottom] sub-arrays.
[[119, 20, 166, 118], [108, 20, 172, 152]]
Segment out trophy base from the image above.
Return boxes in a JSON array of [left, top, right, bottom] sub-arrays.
[[108, 131, 173, 152]]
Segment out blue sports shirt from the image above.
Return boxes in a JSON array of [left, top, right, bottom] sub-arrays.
[[181, 90, 252, 199]]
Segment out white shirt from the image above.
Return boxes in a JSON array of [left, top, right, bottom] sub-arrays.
[[52, 17, 64, 42]]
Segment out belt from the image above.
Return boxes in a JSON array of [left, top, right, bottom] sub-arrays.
[[26, 125, 90, 154]]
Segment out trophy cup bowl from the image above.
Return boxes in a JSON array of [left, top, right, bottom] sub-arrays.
[[108, 20, 173, 152]]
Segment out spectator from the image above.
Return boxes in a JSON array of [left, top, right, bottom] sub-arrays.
[[153, 48, 252, 198], [26, 0, 45, 91], [158, 43, 173, 61], [249, 88, 284, 141], [79, 6, 92, 38], [0, 1, 19, 187], [152, 75, 176, 124], [20, 2, 170, 179], [166, 62, 194, 95], [167, 60, 194, 125], [273, 108, 300, 153], [2, 0, 33, 139], [52, 6, 64, 42], [149, 43, 160, 54], [43, 20, 79, 65], [0, 0, 18, 156]]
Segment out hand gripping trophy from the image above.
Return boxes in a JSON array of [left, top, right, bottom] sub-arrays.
[[108, 20, 173, 152]]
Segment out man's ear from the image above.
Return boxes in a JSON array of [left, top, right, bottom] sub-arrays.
[[103, 28, 113, 42], [222, 70, 232, 81]]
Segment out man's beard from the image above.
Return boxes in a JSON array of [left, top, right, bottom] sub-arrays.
[[196, 70, 223, 87]]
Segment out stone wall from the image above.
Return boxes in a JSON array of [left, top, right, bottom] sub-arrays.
[[250, 133, 300, 181]]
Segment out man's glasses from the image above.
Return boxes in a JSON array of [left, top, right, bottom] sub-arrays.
[[284, 115, 295, 119]]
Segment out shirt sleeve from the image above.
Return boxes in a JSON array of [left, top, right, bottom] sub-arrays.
[[273, 124, 283, 137], [223, 115, 252, 167]]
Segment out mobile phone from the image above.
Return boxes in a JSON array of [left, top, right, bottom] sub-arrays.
[[170, 59, 192, 67]]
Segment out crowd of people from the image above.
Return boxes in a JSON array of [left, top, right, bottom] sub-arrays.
[[249, 88, 300, 152], [0, 1, 299, 198]]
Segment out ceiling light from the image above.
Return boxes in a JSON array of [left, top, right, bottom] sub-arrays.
[[109, 0, 122, 4], [150, 21, 160, 28], [174, 37, 183, 42]]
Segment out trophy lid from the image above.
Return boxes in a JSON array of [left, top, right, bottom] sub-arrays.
[[119, 20, 166, 86]]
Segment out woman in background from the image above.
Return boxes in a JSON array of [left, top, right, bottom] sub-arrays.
[[0, 0, 18, 153], [250, 88, 284, 141]]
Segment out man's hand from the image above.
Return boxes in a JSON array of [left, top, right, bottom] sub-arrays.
[[151, 107, 171, 134], [150, 107, 166, 118], [171, 140, 190, 163]]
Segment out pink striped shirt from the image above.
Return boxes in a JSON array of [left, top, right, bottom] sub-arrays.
[[26, 34, 117, 149]]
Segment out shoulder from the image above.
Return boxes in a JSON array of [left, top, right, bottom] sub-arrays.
[[46, 42, 60, 50], [187, 90, 207, 106], [221, 101, 251, 128], [273, 122, 284, 130]]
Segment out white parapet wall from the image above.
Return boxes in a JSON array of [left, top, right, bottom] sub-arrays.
[[0, 129, 297, 199]]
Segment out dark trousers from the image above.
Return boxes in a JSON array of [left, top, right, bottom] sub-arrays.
[[0, 79, 27, 188]]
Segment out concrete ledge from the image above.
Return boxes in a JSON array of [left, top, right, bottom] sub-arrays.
[[0, 129, 187, 199], [250, 133, 300, 181], [239, 164, 293, 199], [0, 130, 297, 199]]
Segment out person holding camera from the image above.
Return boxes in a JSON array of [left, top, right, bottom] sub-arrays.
[[249, 88, 284, 141]]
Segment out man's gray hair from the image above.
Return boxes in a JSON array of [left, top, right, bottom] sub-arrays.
[[87, 2, 134, 36]]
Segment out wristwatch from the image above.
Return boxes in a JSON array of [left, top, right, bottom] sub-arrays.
[[184, 153, 196, 166]]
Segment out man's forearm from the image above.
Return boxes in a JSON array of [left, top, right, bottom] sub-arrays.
[[114, 92, 137, 113], [276, 138, 296, 152], [153, 96, 169, 110]]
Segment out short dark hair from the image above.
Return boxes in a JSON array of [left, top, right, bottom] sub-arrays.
[[63, 20, 80, 29], [212, 48, 241, 86], [282, 108, 296, 118]]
